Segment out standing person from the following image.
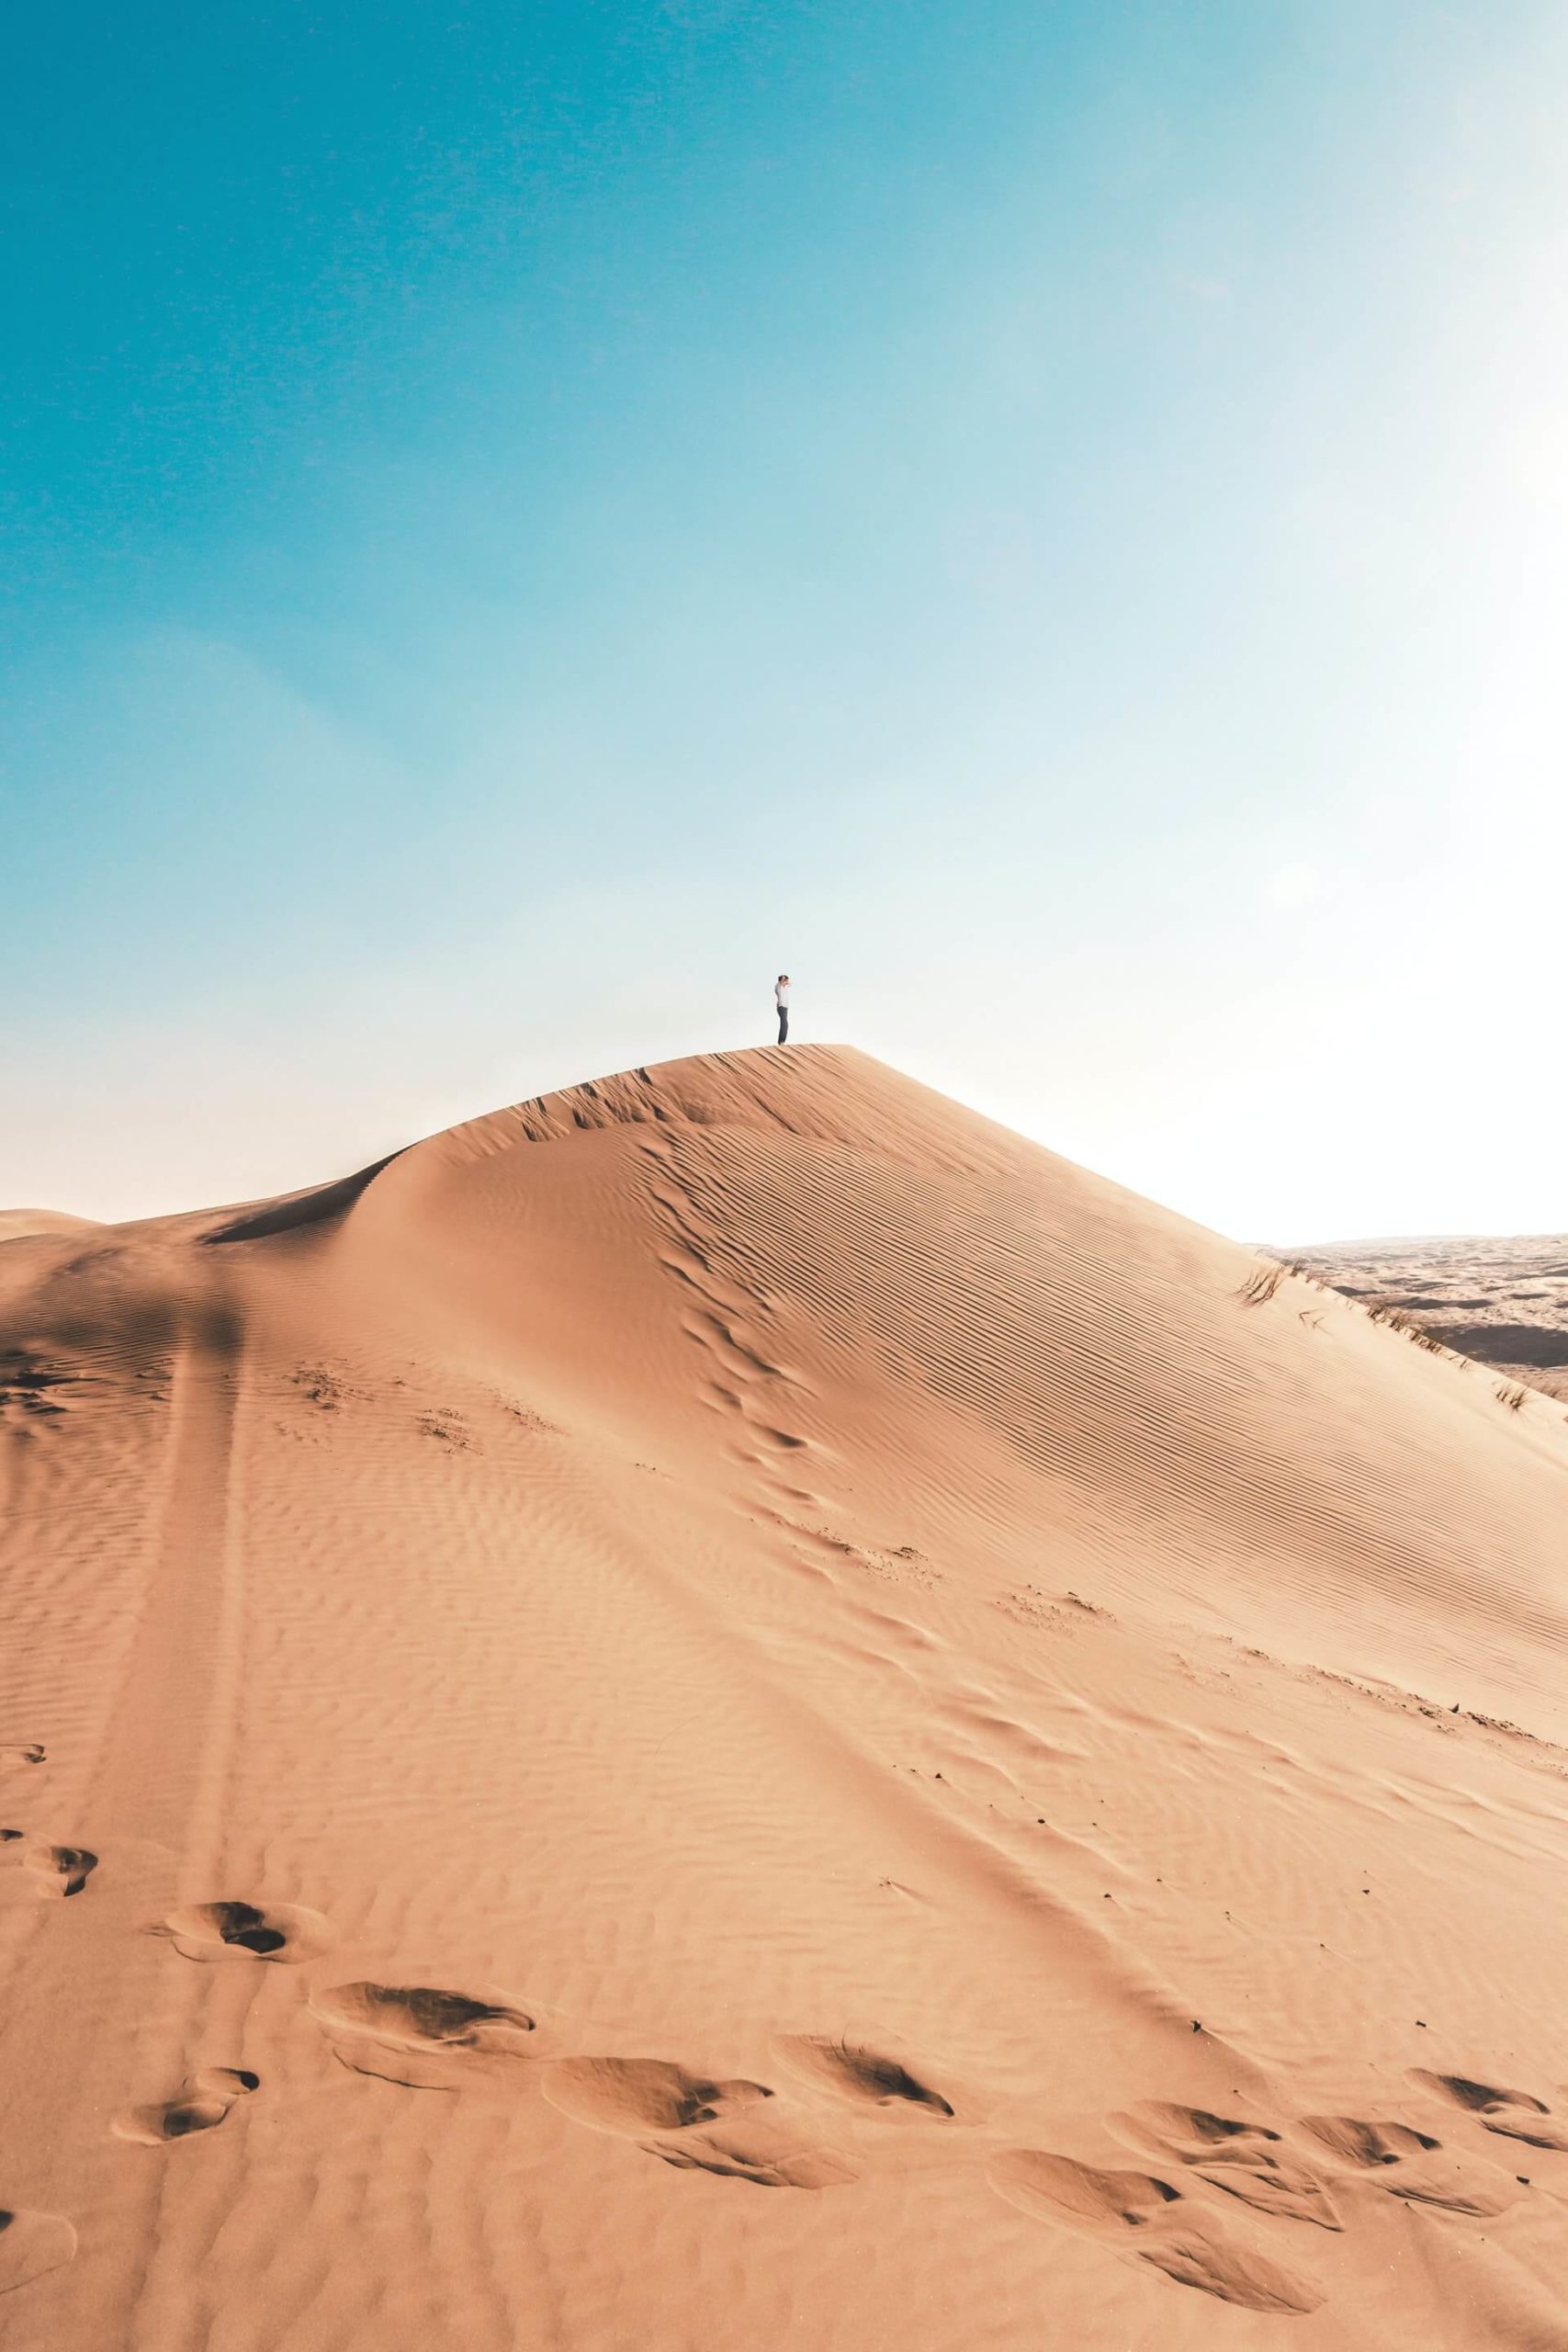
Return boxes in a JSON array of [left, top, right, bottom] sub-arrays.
[[774, 973, 790, 1044]]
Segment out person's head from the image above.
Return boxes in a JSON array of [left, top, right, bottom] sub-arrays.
[[778, 972, 789, 983]]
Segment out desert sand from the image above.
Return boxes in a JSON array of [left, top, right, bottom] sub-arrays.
[[0, 1212, 100, 1247], [3, 1044, 1567, 2350], [1300, 1234, 1568, 1407]]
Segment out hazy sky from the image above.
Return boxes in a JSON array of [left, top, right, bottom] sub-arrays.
[[6, 1, 1568, 1240]]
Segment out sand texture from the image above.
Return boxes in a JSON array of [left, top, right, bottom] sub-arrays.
[[3, 1045, 1567, 2349]]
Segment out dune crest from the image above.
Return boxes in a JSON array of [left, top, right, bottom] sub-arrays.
[[0, 1210, 100, 1246], [2, 1045, 1566, 2347]]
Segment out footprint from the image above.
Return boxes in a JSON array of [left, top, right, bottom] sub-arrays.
[[1382, 2173, 1515, 2217], [645, 2111, 862, 2190], [770, 2035, 956, 2120], [0, 1745, 45, 1770], [311, 1982, 539, 2090], [1112, 2102, 1336, 2226], [540, 2055, 857, 2189], [0, 2209, 76, 2296], [27, 1844, 96, 1898], [1193, 2156, 1341, 2232], [418, 1411, 473, 1451], [0, 1838, 96, 1899], [160, 1899, 332, 1963], [989, 2152, 1322, 2314], [1298, 2115, 1513, 2215], [1137, 2229, 1325, 2315], [680, 1310, 784, 1382], [1117, 2103, 1280, 2161], [989, 2149, 1180, 2232], [543, 2057, 772, 2137], [312, 1982, 536, 2052], [1410, 2070, 1568, 2153], [113, 2066, 258, 2145], [1296, 2116, 1438, 2167]]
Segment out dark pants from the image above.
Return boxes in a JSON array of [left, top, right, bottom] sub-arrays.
[[777, 1005, 788, 1043]]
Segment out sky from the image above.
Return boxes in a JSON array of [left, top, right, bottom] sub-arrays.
[[5, 0, 1568, 1242]]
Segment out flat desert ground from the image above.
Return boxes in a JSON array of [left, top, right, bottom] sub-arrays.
[[3, 1045, 1568, 2351]]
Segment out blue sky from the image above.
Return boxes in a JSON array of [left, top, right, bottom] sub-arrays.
[[6, 1, 1568, 1237]]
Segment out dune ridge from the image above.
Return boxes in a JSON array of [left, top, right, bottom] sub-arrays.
[[0, 1210, 100, 1246], [2, 1044, 1566, 2348]]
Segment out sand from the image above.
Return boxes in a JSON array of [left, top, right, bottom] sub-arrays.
[[2, 1044, 1566, 2350], [1299, 1233, 1568, 1406], [0, 1211, 100, 1247]]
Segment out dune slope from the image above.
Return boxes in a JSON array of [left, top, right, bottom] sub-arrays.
[[3, 1045, 1567, 2350]]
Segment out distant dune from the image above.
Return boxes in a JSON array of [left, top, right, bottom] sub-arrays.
[[1300, 1234, 1568, 1405], [2, 1046, 1566, 2348], [0, 1209, 100, 1245]]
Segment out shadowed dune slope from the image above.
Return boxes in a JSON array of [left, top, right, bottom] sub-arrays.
[[3, 1045, 1567, 2351]]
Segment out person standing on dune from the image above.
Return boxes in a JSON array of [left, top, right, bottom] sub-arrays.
[[774, 974, 790, 1044]]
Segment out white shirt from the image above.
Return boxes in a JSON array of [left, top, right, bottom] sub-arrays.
[[775, 980, 790, 1006]]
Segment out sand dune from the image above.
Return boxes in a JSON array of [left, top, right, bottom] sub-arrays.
[[2, 1045, 1567, 2348], [0, 1210, 100, 1245]]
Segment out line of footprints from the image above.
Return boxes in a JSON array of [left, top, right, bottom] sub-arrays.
[[3, 1764, 1566, 2314]]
